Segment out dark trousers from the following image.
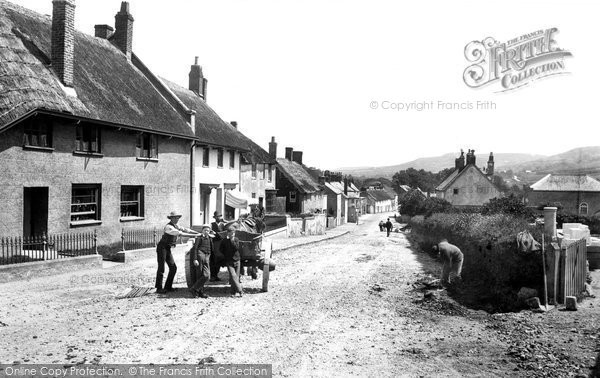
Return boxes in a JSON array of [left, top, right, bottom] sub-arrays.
[[155, 243, 177, 290], [226, 260, 243, 294], [209, 252, 220, 279], [192, 253, 210, 292], [387, 228, 391, 237]]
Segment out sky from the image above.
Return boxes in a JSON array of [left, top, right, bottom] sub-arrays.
[[14, 0, 600, 170]]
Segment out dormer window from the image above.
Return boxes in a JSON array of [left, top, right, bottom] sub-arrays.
[[23, 118, 53, 148], [136, 133, 158, 159]]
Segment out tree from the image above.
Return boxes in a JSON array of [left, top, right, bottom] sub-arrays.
[[481, 194, 534, 219], [398, 189, 452, 217], [392, 167, 454, 194]]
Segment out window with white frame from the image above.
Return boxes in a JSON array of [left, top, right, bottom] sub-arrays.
[[229, 150, 235, 169], [580, 202, 588, 215], [71, 184, 101, 223], [290, 191, 296, 203], [120, 186, 144, 218]]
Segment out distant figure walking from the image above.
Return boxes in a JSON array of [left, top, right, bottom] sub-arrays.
[[385, 218, 393, 237], [379, 220, 384, 232], [432, 240, 464, 286]]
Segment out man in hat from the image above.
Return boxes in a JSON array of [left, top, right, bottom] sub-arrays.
[[156, 211, 200, 294], [219, 226, 243, 297], [190, 224, 215, 298], [210, 211, 225, 281]]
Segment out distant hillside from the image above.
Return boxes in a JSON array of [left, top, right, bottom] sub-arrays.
[[338, 152, 543, 178], [508, 146, 600, 175]]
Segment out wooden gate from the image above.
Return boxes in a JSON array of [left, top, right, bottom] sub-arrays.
[[555, 238, 587, 304]]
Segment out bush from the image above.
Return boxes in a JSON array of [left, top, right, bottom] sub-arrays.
[[482, 194, 534, 219], [398, 189, 452, 217]]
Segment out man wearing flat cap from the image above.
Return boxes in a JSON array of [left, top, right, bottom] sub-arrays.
[[190, 224, 216, 298], [155, 211, 200, 294], [210, 211, 225, 281]]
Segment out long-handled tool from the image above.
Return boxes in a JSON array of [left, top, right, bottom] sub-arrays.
[[541, 234, 548, 311]]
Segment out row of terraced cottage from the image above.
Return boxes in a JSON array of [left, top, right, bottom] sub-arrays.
[[0, 0, 397, 263]]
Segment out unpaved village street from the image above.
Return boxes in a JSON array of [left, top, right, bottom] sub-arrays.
[[1, 214, 599, 377]]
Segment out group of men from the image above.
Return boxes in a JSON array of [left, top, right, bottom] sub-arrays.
[[378, 218, 393, 237], [154, 210, 244, 299]]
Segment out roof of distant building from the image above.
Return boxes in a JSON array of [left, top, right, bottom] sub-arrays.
[[530, 174, 600, 192], [276, 158, 322, 194]]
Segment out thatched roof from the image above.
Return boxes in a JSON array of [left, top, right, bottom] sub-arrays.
[[276, 158, 322, 194], [363, 189, 394, 202], [162, 78, 252, 151], [531, 174, 600, 192], [0, 1, 194, 138]]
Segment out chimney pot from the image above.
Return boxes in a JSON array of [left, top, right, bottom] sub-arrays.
[[292, 151, 303, 165], [94, 24, 114, 39], [114, 1, 134, 60], [189, 57, 207, 100], [51, 0, 76, 87], [285, 147, 293, 161], [268, 137, 277, 159]]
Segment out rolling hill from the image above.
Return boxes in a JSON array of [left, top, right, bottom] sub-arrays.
[[337, 147, 600, 180]]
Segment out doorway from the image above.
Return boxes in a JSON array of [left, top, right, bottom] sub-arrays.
[[23, 187, 48, 237]]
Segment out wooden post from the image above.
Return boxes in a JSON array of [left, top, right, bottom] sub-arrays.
[[42, 232, 48, 261], [262, 238, 272, 292], [94, 229, 98, 255], [121, 228, 125, 251], [541, 234, 548, 310]]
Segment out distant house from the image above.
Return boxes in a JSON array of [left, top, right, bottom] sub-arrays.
[[276, 148, 326, 214], [238, 135, 278, 214], [0, 1, 197, 248], [397, 185, 412, 199], [162, 64, 250, 225], [527, 174, 600, 217], [435, 149, 502, 207], [361, 189, 395, 214]]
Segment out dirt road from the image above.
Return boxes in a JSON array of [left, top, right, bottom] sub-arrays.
[[1, 214, 598, 377]]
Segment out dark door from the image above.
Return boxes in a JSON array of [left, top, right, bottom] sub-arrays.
[[23, 187, 48, 237]]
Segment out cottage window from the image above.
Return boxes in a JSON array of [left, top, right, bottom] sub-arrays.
[[23, 118, 52, 148], [290, 191, 297, 203], [252, 192, 256, 199], [120, 186, 144, 219], [135, 134, 158, 159], [268, 164, 273, 182], [203, 148, 210, 167], [579, 202, 588, 215], [453, 188, 459, 195], [252, 163, 257, 179], [229, 150, 235, 169], [76, 125, 101, 153], [71, 184, 101, 225], [217, 149, 224, 168]]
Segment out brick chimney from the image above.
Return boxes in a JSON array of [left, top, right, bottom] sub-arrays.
[[466, 149, 476, 165], [51, 0, 76, 87], [114, 2, 134, 60], [268, 137, 277, 159], [454, 149, 465, 170], [292, 151, 303, 165], [94, 24, 114, 39], [285, 147, 293, 161], [230, 121, 238, 129], [487, 152, 495, 176], [189, 56, 208, 100]]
